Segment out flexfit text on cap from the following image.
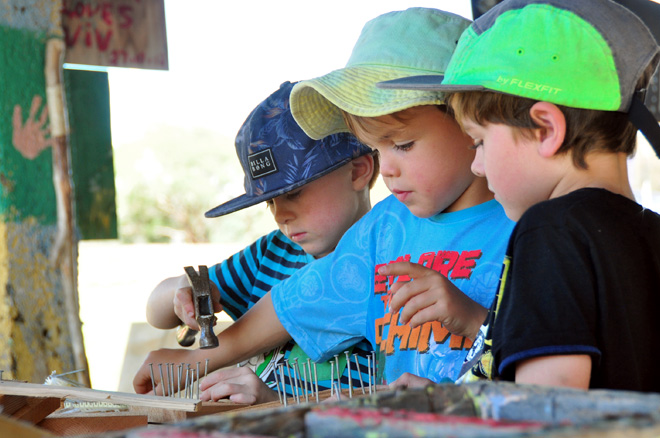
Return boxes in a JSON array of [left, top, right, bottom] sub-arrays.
[[205, 81, 371, 218]]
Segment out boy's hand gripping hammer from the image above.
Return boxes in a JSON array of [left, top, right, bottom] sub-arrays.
[[180, 265, 219, 349]]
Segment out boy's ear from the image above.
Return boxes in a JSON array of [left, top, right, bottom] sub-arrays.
[[350, 154, 375, 190], [529, 102, 566, 158]]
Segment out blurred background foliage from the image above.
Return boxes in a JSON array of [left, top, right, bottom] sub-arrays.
[[113, 124, 274, 243]]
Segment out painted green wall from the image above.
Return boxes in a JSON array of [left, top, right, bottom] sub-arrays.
[[65, 69, 118, 240], [0, 22, 74, 381], [0, 26, 57, 222]]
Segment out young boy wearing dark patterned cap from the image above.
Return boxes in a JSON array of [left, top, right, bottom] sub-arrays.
[[144, 81, 378, 403]]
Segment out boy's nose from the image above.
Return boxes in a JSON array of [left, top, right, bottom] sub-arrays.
[[471, 150, 485, 177], [378, 156, 400, 178], [270, 199, 295, 224]]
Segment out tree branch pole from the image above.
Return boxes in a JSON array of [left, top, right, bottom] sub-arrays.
[[45, 38, 90, 387]]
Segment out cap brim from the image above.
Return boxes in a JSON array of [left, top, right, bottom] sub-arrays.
[[204, 154, 358, 218], [291, 67, 446, 140], [377, 75, 486, 93]]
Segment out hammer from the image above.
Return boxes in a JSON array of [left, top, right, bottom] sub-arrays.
[[176, 265, 219, 349]]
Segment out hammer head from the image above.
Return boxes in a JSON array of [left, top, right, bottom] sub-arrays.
[[184, 265, 219, 349]]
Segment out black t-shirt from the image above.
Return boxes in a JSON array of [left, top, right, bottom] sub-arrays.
[[490, 188, 660, 391]]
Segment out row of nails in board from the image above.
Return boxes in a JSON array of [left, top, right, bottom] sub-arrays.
[[149, 350, 382, 404]]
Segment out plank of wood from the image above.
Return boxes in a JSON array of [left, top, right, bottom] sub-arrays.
[[226, 388, 360, 414], [0, 414, 56, 438], [0, 381, 199, 411], [125, 400, 248, 423], [0, 395, 62, 423], [38, 413, 147, 435], [186, 401, 250, 418]]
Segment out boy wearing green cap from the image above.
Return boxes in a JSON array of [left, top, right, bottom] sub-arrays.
[[381, 0, 660, 391], [133, 7, 515, 396]]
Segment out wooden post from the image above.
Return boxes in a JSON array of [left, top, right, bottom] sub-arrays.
[[45, 38, 90, 387]]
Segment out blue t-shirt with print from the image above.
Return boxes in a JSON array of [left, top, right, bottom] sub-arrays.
[[272, 195, 514, 383], [209, 229, 374, 396]]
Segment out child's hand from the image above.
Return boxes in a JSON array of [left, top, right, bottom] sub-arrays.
[[173, 284, 199, 330], [173, 277, 223, 331], [133, 348, 202, 395], [200, 366, 279, 405], [378, 262, 487, 340], [389, 372, 435, 389]]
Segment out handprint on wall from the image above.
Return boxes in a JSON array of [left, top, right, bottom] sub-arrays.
[[12, 95, 54, 160]]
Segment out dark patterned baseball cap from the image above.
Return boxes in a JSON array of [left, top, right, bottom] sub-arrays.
[[205, 81, 372, 218]]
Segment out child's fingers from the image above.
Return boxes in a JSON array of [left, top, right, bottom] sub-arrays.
[[200, 366, 246, 390], [200, 368, 264, 405], [378, 261, 418, 277], [229, 391, 257, 405], [388, 280, 414, 314], [173, 287, 199, 329], [403, 300, 442, 328], [201, 382, 235, 401], [379, 261, 420, 313], [388, 372, 434, 389], [395, 280, 438, 326], [210, 283, 223, 312], [389, 273, 433, 314]]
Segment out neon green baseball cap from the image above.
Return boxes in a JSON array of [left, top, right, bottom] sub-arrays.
[[379, 0, 660, 153], [289, 8, 471, 140]]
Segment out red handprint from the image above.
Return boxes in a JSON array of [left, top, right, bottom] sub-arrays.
[[12, 95, 54, 160]]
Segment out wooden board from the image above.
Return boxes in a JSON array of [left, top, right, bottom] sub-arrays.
[[0, 394, 61, 424], [128, 401, 249, 423], [38, 413, 147, 436], [0, 381, 199, 412], [0, 414, 56, 438], [226, 388, 367, 414]]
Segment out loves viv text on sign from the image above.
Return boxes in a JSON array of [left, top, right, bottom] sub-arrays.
[[62, 0, 169, 70]]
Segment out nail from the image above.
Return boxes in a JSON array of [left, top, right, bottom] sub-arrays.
[[305, 359, 313, 402], [168, 363, 174, 397], [184, 368, 189, 399], [279, 364, 287, 407], [293, 359, 304, 403], [273, 365, 283, 404], [313, 362, 319, 403], [334, 382, 341, 401], [284, 359, 293, 401], [149, 363, 156, 396], [353, 354, 365, 395], [189, 368, 194, 399], [158, 363, 165, 397], [371, 351, 377, 393], [291, 362, 299, 404], [196, 362, 201, 400], [177, 364, 182, 398], [368, 353, 373, 394], [329, 360, 334, 396], [344, 351, 353, 399], [301, 366, 309, 403], [334, 355, 340, 393]]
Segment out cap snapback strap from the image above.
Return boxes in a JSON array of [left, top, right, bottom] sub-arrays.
[[628, 94, 660, 159]]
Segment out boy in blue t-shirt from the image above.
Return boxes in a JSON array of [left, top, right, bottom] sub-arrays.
[[381, 0, 660, 392], [133, 8, 515, 396], [144, 81, 378, 404]]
